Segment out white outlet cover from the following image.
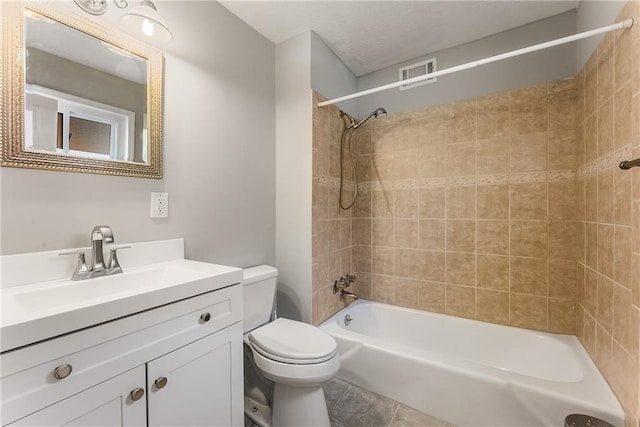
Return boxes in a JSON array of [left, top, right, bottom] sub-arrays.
[[151, 192, 169, 218]]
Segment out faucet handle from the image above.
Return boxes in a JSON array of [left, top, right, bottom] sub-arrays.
[[59, 251, 89, 281], [333, 280, 342, 294], [107, 246, 130, 275]]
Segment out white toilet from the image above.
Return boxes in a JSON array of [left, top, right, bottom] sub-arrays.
[[243, 265, 340, 427]]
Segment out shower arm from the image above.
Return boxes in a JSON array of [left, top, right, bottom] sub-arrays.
[[354, 113, 375, 129]]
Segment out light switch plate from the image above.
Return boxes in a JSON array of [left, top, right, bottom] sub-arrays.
[[151, 192, 169, 218]]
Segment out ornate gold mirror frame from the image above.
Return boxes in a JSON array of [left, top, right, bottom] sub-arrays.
[[0, 1, 163, 178]]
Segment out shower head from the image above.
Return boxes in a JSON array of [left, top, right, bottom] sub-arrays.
[[353, 107, 387, 129], [373, 107, 387, 117]]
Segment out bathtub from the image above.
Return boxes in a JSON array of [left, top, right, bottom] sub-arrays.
[[320, 300, 624, 427]]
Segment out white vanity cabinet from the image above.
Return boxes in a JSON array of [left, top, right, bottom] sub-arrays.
[[1, 284, 243, 427]]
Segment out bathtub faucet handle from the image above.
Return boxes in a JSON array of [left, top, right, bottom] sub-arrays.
[[334, 274, 357, 294], [339, 274, 356, 288], [333, 280, 342, 294]]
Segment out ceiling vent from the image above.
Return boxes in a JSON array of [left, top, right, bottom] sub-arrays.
[[399, 58, 437, 91]]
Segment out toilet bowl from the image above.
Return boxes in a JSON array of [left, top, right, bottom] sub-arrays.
[[242, 266, 340, 427]]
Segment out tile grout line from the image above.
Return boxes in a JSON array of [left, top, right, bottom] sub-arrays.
[[386, 403, 401, 427], [546, 84, 551, 330], [444, 107, 449, 314], [594, 44, 602, 355], [508, 90, 513, 326], [474, 97, 479, 320], [578, 64, 587, 344], [330, 383, 352, 413]]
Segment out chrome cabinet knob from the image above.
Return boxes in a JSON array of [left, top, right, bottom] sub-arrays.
[[154, 376, 168, 389], [130, 387, 145, 401], [53, 364, 72, 380], [200, 312, 211, 323]]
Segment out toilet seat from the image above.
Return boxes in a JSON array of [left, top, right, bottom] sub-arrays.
[[248, 318, 337, 365], [250, 345, 340, 387]]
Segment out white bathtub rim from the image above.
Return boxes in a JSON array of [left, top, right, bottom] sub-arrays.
[[328, 298, 581, 345]]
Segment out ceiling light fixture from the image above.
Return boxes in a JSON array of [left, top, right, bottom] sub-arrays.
[[72, 0, 173, 44], [73, 0, 128, 16], [121, 0, 173, 44]]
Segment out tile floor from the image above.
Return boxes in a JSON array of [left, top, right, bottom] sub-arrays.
[[325, 378, 455, 427], [245, 377, 455, 427]]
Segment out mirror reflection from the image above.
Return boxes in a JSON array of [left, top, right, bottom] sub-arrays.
[[24, 10, 149, 164]]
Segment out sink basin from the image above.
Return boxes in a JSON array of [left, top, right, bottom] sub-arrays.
[[11, 265, 205, 312], [0, 258, 242, 352]]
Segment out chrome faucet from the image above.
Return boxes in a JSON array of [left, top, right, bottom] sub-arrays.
[[90, 225, 114, 274], [333, 273, 359, 302], [338, 289, 359, 302], [59, 225, 129, 281]]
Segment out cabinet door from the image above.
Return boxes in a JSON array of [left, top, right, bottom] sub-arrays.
[[8, 366, 146, 427], [147, 323, 243, 427]]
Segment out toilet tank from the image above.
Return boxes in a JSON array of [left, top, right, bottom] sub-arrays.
[[243, 265, 278, 333]]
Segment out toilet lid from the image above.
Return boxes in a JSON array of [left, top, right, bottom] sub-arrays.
[[248, 318, 337, 364]]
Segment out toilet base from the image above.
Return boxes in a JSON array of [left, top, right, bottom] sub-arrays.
[[272, 383, 330, 427], [245, 396, 271, 427]]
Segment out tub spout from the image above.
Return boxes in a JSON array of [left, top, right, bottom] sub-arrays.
[[339, 289, 359, 302]]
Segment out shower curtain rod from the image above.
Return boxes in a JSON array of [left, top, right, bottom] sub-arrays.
[[317, 18, 634, 107]]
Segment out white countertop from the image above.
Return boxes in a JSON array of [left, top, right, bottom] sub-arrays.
[[0, 239, 242, 352]]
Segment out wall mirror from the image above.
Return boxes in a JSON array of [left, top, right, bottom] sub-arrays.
[[0, 2, 163, 178]]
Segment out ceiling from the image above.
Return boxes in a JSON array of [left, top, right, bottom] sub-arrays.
[[220, 1, 580, 76]]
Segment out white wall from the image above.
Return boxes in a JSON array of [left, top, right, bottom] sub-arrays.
[[275, 32, 313, 322], [273, 31, 367, 322], [0, 1, 276, 269], [355, 11, 577, 116], [310, 32, 358, 115], [576, 0, 626, 69]]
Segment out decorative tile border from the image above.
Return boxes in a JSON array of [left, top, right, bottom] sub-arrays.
[[446, 176, 477, 186], [549, 170, 576, 181], [314, 176, 341, 187], [577, 145, 632, 178], [510, 172, 548, 183], [476, 174, 510, 185], [315, 170, 576, 191]]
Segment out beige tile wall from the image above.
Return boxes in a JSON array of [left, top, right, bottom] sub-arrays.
[[313, 80, 580, 330], [312, 93, 367, 324], [340, 78, 578, 334], [575, 1, 640, 424]]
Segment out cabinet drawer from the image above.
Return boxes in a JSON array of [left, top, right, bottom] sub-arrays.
[[7, 366, 147, 427], [1, 285, 241, 425]]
